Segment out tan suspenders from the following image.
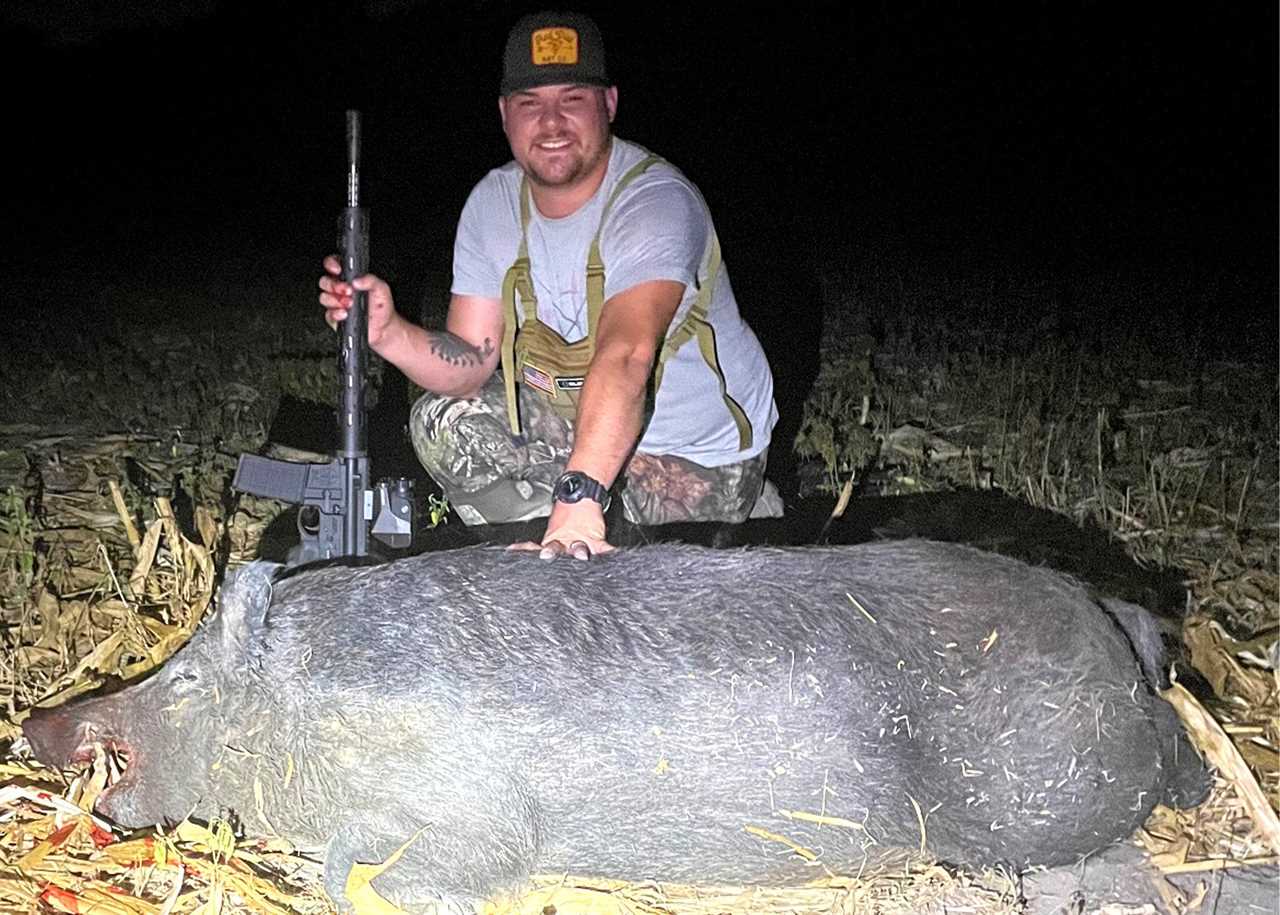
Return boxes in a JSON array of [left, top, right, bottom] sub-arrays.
[[499, 155, 752, 450]]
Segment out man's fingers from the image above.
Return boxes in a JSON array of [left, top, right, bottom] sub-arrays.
[[540, 539, 606, 561], [319, 275, 347, 295], [318, 271, 380, 299], [508, 539, 594, 561], [513, 539, 569, 561], [538, 541, 569, 561], [539, 540, 583, 561], [319, 260, 384, 336]]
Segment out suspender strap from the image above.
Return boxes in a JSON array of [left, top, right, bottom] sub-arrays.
[[501, 180, 541, 435], [499, 255, 531, 437], [585, 156, 662, 335], [654, 231, 753, 451]]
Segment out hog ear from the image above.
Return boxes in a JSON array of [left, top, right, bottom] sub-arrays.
[[213, 561, 280, 658], [1097, 596, 1169, 689]]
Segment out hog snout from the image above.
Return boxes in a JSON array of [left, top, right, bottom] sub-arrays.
[[24, 704, 157, 826], [23, 705, 98, 770], [24, 704, 137, 783]]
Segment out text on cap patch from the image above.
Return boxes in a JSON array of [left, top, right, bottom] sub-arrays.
[[531, 27, 579, 65]]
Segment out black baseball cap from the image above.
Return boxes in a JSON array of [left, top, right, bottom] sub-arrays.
[[501, 10, 611, 96]]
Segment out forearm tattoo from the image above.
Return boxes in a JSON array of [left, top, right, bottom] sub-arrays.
[[427, 332, 494, 367]]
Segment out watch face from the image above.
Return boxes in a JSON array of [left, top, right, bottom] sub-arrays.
[[555, 472, 586, 503], [554, 471, 608, 510]]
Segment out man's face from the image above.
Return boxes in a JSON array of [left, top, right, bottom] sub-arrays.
[[500, 83, 618, 191]]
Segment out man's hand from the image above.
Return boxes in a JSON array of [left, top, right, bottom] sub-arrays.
[[511, 499, 613, 561], [318, 254, 400, 351], [320, 265, 503, 397]]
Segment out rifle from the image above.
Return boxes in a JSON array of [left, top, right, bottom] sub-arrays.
[[233, 110, 414, 565]]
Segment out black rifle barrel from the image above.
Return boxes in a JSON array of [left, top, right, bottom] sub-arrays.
[[339, 110, 370, 553], [346, 110, 361, 208]]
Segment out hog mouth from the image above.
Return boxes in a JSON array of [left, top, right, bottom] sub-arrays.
[[65, 734, 138, 814]]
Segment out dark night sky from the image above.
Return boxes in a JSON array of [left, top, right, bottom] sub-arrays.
[[5, 1, 1277, 357]]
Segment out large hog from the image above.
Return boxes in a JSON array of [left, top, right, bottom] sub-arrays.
[[24, 541, 1208, 912]]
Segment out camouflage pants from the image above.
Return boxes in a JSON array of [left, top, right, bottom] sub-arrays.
[[408, 375, 781, 526]]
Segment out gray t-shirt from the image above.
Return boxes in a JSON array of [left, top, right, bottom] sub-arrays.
[[451, 136, 777, 467]]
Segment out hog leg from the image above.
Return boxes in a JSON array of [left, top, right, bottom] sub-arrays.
[[321, 825, 480, 915], [320, 778, 540, 915]]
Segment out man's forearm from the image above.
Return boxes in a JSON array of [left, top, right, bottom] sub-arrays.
[[567, 344, 653, 488], [375, 314, 496, 398]]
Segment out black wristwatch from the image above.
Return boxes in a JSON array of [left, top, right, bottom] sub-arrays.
[[552, 471, 612, 512]]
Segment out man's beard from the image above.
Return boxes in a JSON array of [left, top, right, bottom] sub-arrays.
[[526, 156, 586, 188], [525, 135, 611, 189]]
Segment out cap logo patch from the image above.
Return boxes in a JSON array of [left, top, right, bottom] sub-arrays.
[[530, 27, 579, 66]]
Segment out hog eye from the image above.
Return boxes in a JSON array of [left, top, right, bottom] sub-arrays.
[[170, 667, 199, 685]]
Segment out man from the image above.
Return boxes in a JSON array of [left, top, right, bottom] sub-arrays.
[[319, 10, 779, 560]]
